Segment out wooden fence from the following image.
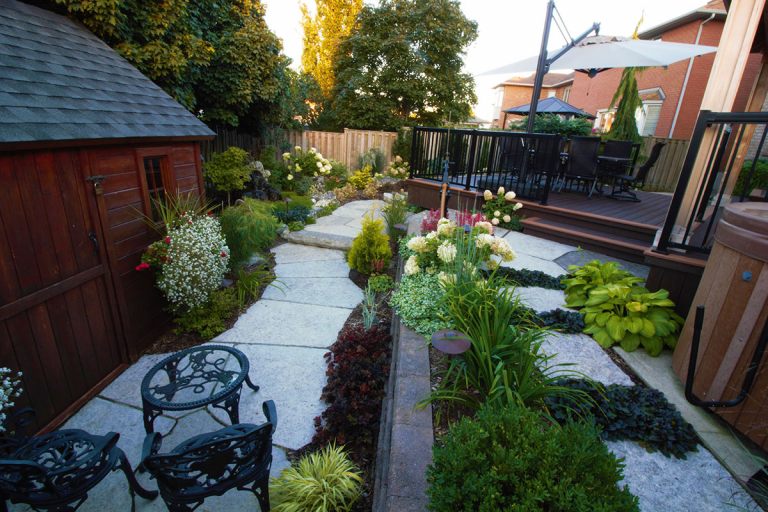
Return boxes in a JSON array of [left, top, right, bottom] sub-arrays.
[[202, 126, 398, 170], [639, 136, 690, 192]]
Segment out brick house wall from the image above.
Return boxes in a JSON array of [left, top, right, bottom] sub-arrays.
[[494, 81, 572, 128], [568, 17, 762, 139]]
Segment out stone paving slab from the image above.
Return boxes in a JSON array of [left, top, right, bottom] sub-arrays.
[[514, 286, 570, 312], [502, 252, 568, 277], [262, 276, 363, 309], [274, 258, 350, 278], [607, 439, 756, 512], [271, 243, 345, 264], [556, 249, 650, 279], [541, 333, 634, 386], [281, 228, 353, 250], [98, 353, 176, 414], [504, 230, 576, 260], [214, 299, 352, 348], [303, 223, 360, 238], [207, 343, 328, 451]]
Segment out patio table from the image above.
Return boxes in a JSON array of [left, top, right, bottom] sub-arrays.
[[597, 155, 634, 198], [140, 345, 259, 433]]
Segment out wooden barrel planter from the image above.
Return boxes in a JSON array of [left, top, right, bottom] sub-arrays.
[[672, 202, 768, 450]]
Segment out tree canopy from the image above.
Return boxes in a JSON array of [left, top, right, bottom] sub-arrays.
[[301, 0, 362, 99], [328, 0, 478, 131], [55, 0, 293, 128]]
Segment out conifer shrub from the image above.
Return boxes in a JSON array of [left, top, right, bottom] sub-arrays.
[[347, 214, 391, 275]]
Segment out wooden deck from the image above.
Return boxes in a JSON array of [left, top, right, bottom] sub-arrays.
[[542, 189, 672, 227]]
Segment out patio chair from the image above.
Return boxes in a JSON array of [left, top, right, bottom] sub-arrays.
[[141, 400, 277, 512], [609, 141, 666, 201], [557, 136, 602, 196], [0, 408, 157, 512]]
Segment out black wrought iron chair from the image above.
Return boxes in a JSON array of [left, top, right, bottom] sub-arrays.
[[0, 408, 157, 512], [609, 141, 666, 201], [557, 136, 601, 196], [141, 400, 277, 512]]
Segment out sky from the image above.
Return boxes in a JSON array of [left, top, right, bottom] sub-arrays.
[[262, 0, 706, 121]]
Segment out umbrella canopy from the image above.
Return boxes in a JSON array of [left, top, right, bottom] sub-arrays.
[[504, 96, 595, 119], [483, 35, 718, 76]]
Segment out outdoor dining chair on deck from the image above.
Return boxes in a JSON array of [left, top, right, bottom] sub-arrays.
[[556, 136, 601, 196], [608, 141, 667, 201], [140, 400, 277, 512]]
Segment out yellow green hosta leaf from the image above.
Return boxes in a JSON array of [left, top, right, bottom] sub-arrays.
[[596, 312, 611, 327], [625, 301, 644, 313], [606, 315, 625, 341], [641, 318, 656, 338], [627, 316, 644, 334], [621, 332, 641, 352], [642, 336, 664, 356]]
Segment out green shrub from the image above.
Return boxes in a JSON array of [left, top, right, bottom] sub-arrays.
[[324, 161, 349, 191], [562, 260, 642, 308], [347, 214, 391, 274], [545, 379, 699, 459], [280, 192, 314, 209], [734, 158, 768, 197], [581, 283, 684, 356], [389, 273, 451, 337], [203, 147, 253, 203], [427, 404, 639, 512], [272, 444, 363, 512], [218, 199, 278, 269], [288, 221, 305, 232], [508, 113, 592, 137], [367, 274, 394, 293], [357, 147, 386, 174], [235, 266, 276, 308], [272, 202, 312, 224], [174, 287, 239, 339], [348, 166, 374, 190], [381, 192, 408, 236]]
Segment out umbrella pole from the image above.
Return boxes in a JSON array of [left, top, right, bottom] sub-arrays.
[[527, 0, 555, 134]]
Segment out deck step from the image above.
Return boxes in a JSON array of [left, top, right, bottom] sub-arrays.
[[522, 216, 651, 263]]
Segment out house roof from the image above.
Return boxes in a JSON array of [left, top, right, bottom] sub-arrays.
[[0, 0, 214, 146], [503, 96, 595, 119], [639, 1, 726, 40], [495, 72, 575, 89]]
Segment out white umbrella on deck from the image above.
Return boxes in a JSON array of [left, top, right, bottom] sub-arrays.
[[482, 35, 718, 77]]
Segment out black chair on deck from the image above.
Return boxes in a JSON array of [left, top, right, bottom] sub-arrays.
[[609, 141, 666, 201], [557, 136, 601, 196], [0, 408, 157, 512], [141, 400, 277, 512]]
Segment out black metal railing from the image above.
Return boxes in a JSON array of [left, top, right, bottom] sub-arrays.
[[409, 127, 563, 204], [656, 110, 768, 254]]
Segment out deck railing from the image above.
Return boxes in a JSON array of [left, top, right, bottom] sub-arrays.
[[656, 110, 768, 254], [409, 127, 562, 204]]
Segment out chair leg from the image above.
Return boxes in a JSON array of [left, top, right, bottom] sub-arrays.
[[252, 480, 270, 512], [116, 451, 158, 501]]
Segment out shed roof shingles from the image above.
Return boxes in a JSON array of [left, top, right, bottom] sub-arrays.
[[0, 0, 214, 144]]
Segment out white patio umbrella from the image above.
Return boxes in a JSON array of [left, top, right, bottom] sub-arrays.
[[483, 35, 718, 77]]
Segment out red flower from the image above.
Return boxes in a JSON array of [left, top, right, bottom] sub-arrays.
[[164, 236, 171, 244], [220, 251, 228, 258], [135, 262, 150, 272]]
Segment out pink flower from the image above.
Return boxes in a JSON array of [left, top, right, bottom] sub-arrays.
[[164, 236, 171, 244], [135, 262, 150, 272]]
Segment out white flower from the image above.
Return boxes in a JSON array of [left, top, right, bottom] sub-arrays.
[[438, 271, 456, 287], [314, 172, 318, 177], [425, 231, 438, 240], [282, 152, 291, 160], [491, 218, 499, 225], [513, 202, 523, 211], [493, 210, 500, 217], [491, 238, 516, 262], [504, 191, 516, 201], [404, 255, 420, 275], [407, 236, 429, 253], [483, 190, 493, 201], [503, 214, 511, 223], [324, 164, 332, 171], [287, 174, 294, 181], [310, 147, 317, 153], [295, 164, 302, 172], [475, 221, 493, 234], [437, 241, 457, 263], [436, 218, 456, 237], [295, 145, 302, 151], [497, 186, 505, 196], [316, 161, 323, 168], [475, 233, 495, 248]]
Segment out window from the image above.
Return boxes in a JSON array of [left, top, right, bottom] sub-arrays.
[[547, 90, 556, 98], [141, 155, 170, 221], [562, 86, 571, 103]]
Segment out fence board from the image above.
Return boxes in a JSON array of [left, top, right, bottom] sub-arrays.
[[640, 136, 689, 192]]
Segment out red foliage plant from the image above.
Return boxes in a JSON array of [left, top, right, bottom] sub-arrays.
[[312, 324, 392, 460], [420, 209, 441, 233], [454, 210, 486, 227]]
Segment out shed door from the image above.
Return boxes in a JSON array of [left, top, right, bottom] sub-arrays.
[[0, 150, 125, 432]]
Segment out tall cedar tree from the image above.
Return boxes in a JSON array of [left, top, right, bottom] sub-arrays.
[[329, 0, 478, 131], [55, 0, 293, 128], [301, 0, 363, 99], [607, 17, 645, 143]]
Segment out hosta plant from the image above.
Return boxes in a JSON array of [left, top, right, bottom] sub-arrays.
[[562, 259, 643, 308], [581, 283, 684, 356], [271, 444, 363, 512]]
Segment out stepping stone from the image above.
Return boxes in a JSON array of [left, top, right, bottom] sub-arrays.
[[99, 353, 177, 414], [607, 439, 757, 512], [271, 243, 345, 264], [303, 223, 360, 238], [504, 230, 576, 260], [313, 214, 356, 226], [541, 333, 634, 386], [514, 286, 569, 313], [215, 299, 352, 348], [282, 229, 353, 250], [502, 252, 567, 278], [262, 277, 363, 309], [206, 343, 328, 451], [275, 259, 351, 278]]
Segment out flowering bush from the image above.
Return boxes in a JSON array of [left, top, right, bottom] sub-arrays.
[[403, 217, 515, 276], [0, 368, 22, 433], [482, 187, 524, 231], [140, 212, 230, 313], [377, 155, 410, 180], [281, 146, 333, 191], [420, 209, 441, 232], [455, 210, 487, 228]]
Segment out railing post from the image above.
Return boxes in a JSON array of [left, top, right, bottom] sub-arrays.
[[465, 130, 478, 190]]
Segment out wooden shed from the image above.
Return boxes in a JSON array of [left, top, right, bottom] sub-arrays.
[[0, 0, 215, 431]]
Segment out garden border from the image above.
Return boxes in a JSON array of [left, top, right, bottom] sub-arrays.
[[372, 259, 434, 511]]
